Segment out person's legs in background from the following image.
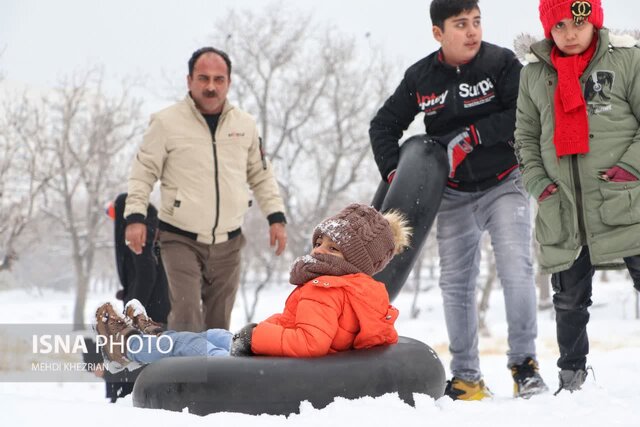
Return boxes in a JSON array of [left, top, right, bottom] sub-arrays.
[[484, 173, 538, 364], [482, 172, 546, 397], [202, 234, 245, 330], [437, 188, 493, 401], [551, 246, 594, 394], [623, 254, 640, 292], [160, 231, 207, 332]]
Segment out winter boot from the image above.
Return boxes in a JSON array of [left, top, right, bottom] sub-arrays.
[[554, 369, 588, 395], [95, 302, 141, 373], [510, 357, 549, 398], [444, 377, 493, 401], [124, 299, 164, 336]]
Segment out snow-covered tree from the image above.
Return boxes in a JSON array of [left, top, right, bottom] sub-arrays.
[[0, 56, 52, 273], [203, 3, 399, 318], [34, 68, 144, 329], [208, 3, 396, 258]]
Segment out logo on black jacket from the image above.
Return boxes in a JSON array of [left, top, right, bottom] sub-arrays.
[[459, 78, 495, 108], [585, 70, 614, 115], [416, 90, 449, 116]]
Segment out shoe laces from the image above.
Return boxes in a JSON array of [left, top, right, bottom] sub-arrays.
[[126, 306, 162, 334], [99, 306, 126, 328], [137, 311, 161, 326], [511, 357, 539, 380]]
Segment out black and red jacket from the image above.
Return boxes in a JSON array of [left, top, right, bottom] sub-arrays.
[[370, 42, 522, 192]]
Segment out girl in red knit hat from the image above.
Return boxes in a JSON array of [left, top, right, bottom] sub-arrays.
[[515, 0, 640, 395], [94, 204, 411, 373]]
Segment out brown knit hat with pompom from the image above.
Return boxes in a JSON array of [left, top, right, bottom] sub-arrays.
[[312, 203, 410, 276]]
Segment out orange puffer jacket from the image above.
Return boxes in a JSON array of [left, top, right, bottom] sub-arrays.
[[251, 273, 399, 357]]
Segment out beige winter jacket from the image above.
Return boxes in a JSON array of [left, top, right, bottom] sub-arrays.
[[125, 95, 285, 244]]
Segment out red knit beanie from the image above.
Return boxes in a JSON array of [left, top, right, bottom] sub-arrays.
[[539, 0, 604, 39], [312, 204, 395, 276]]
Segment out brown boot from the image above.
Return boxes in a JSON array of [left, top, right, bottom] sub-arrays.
[[125, 299, 164, 336], [95, 302, 140, 371]]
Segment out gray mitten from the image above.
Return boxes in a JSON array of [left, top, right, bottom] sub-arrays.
[[230, 323, 257, 356]]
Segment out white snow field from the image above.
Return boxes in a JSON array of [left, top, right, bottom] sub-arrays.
[[1, 271, 639, 427]]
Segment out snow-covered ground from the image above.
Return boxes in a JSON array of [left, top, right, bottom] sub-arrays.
[[1, 272, 639, 427]]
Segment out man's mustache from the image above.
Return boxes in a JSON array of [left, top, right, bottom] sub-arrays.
[[203, 90, 217, 98]]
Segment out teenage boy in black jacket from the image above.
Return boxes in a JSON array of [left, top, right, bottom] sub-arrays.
[[370, 0, 547, 400]]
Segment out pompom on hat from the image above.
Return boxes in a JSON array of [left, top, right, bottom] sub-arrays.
[[539, 0, 603, 39]]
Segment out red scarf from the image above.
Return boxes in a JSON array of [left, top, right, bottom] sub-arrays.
[[550, 36, 598, 157]]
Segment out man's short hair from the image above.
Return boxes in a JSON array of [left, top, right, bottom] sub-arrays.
[[430, 0, 480, 29], [188, 47, 232, 77]]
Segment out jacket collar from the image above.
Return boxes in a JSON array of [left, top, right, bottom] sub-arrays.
[[435, 42, 484, 73], [526, 29, 636, 66], [184, 93, 234, 118]]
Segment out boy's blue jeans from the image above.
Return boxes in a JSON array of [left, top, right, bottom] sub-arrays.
[[436, 170, 538, 382], [126, 329, 232, 364]]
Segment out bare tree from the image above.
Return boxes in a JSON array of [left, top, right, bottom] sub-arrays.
[[35, 68, 144, 329], [210, 3, 397, 251], [205, 3, 399, 308], [238, 205, 287, 322], [0, 88, 52, 271]]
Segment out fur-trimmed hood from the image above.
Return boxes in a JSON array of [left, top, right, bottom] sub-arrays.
[[519, 29, 638, 64]]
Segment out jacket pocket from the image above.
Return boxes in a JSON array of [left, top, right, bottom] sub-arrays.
[[162, 187, 178, 216], [168, 188, 192, 226], [599, 180, 640, 226], [535, 193, 567, 245]]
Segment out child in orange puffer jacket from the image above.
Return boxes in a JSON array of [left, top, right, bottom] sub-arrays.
[[95, 203, 411, 372]]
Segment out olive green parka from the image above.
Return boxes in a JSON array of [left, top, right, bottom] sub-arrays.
[[515, 29, 640, 273]]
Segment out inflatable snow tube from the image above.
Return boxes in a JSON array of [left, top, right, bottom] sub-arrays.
[[372, 135, 448, 301], [132, 336, 445, 416]]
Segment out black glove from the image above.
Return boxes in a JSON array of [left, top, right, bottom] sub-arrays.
[[432, 126, 481, 179], [230, 323, 257, 356]]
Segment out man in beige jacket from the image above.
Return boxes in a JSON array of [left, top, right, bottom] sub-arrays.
[[124, 47, 287, 332]]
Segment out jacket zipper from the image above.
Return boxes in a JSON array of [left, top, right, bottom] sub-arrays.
[[211, 127, 220, 243], [455, 65, 478, 184], [570, 155, 587, 243], [448, 67, 461, 132]]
